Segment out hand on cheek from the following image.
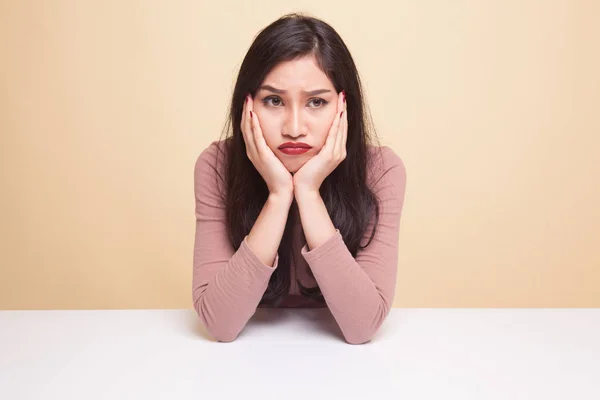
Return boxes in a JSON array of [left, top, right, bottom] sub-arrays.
[[292, 90, 347, 194]]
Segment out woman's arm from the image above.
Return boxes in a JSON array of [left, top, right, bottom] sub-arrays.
[[295, 146, 407, 344], [192, 143, 291, 342], [247, 192, 293, 267]]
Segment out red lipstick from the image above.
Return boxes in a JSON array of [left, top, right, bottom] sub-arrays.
[[278, 142, 312, 155]]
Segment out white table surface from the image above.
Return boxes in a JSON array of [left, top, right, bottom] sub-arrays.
[[0, 308, 599, 399]]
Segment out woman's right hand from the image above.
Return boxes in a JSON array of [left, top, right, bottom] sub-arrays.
[[241, 93, 294, 200]]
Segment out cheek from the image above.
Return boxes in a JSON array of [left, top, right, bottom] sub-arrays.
[[314, 113, 335, 145], [253, 110, 277, 145]]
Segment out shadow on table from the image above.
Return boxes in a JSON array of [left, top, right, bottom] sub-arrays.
[[185, 307, 344, 342], [288, 308, 345, 342], [183, 307, 294, 342], [244, 308, 344, 341]]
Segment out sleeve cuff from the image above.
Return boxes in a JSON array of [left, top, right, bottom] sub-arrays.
[[300, 228, 344, 263], [241, 235, 279, 269]]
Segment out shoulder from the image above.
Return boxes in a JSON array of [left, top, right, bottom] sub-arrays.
[[367, 144, 406, 170], [195, 139, 228, 171], [366, 144, 407, 192], [194, 138, 231, 182], [194, 139, 229, 192]]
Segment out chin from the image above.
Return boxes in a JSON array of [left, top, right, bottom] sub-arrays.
[[283, 158, 310, 174], [284, 163, 299, 174]]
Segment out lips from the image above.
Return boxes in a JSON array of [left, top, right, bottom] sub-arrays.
[[280, 147, 310, 155], [278, 142, 311, 149]]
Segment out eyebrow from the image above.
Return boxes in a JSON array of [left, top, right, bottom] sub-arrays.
[[258, 85, 332, 96]]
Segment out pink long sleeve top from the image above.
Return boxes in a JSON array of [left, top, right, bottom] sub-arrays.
[[192, 139, 407, 344]]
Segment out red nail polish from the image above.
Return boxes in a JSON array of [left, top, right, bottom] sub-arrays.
[[245, 95, 248, 104], [342, 90, 346, 102], [340, 111, 343, 118], [250, 111, 253, 117]]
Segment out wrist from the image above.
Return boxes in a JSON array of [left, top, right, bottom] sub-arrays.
[[294, 186, 319, 199], [268, 191, 294, 207]]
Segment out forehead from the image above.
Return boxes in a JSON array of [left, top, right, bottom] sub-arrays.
[[262, 55, 334, 90]]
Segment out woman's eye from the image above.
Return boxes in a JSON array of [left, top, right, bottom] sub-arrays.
[[262, 96, 328, 108], [309, 98, 327, 108], [263, 96, 282, 106]]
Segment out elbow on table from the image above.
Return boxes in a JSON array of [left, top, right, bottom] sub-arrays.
[[341, 305, 389, 344], [199, 316, 241, 343], [343, 331, 375, 345], [211, 330, 239, 343], [193, 297, 241, 343]]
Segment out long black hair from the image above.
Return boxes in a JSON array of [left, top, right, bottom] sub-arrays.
[[212, 12, 382, 306]]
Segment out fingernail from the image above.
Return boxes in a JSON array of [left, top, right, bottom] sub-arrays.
[[342, 90, 346, 103], [245, 95, 248, 104], [340, 111, 343, 118], [250, 111, 253, 118]]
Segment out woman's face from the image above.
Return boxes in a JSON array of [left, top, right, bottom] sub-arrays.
[[253, 55, 339, 173]]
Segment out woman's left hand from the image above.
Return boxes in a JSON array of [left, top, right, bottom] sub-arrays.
[[293, 90, 347, 194]]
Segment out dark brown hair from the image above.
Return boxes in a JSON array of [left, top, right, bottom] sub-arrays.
[[212, 12, 382, 306]]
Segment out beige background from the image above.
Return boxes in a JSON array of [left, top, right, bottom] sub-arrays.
[[1, 1, 598, 310]]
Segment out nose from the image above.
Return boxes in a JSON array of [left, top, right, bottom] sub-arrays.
[[283, 106, 306, 138]]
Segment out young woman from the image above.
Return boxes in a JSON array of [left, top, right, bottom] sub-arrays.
[[192, 13, 407, 344]]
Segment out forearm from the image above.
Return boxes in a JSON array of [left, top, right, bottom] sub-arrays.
[[301, 237, 392, 344], [295, 188, 392, 344], [246, 192, 294, 267], [194, 192, 292, 342], [294, 189, 337, 251]]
